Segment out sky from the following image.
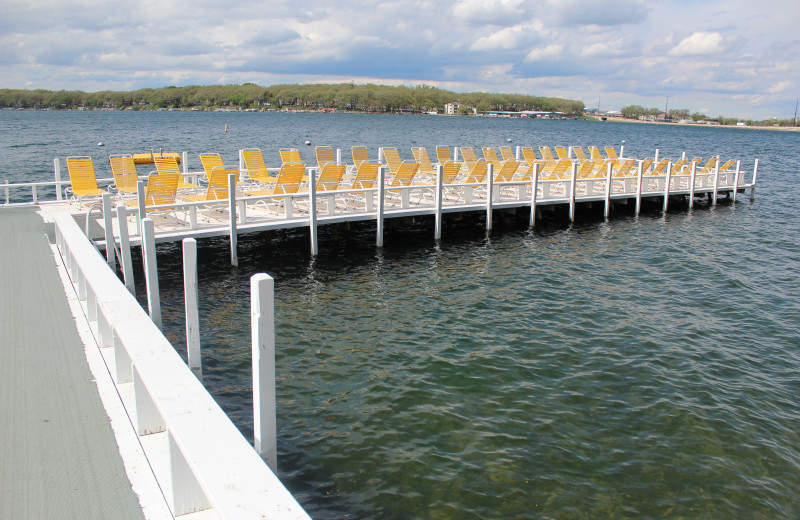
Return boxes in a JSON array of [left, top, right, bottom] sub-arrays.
[[1, 0, 799, 120]]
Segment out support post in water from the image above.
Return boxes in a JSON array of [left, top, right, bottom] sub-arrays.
[[141, 218, 162, 330], [183, 238, 201, 376], [750, 159, 759, 200], [486, 162, 494, 231], [228, 173, 238, 267], [434, 164, 444, 240], [529, 163, 540, 227], [308, 167, 318, 256], [101, 193, 116, 269], [136, 180, 146, 235], [732, 161, 741, 203], [251, 273, 277, 472], [116, 205, 135, 293], [689, 161, 697, 209], [635, 160, 644, 215], [569, 160, 578, 222], [663, 162, 673, 213], [376, 166, 385, 247], [603, 160, 612, 219]]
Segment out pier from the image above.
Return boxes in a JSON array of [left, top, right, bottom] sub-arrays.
[[0, 144, 758, 519]]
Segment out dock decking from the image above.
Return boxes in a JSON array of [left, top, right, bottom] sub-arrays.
[[0, 207, 145, 519]]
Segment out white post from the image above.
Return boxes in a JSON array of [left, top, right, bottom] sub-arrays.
[[182, 151, 188, 175], [732, 160, 741, 203], [515, 145, 521, 161], [378, 147, 384, 164], [567, 146, 573, 159], [308, 168, 318, 256], [239, 149, 245, 180], [251, 273, 277, 472], [4, 179, 9, 205], [750, 159, 759, 200], [664, 162, 672, 213], [453, 146, 460, 162], [529, 163, 540, 227], [635, 161, 644, 215], [54, 158, 63, 201], [434, 164, 443, 240], [654, 149, 659, 165], [689, 161, 697, 209], [141, 218, 162, 330], [603, 161, 612, 219], [376, 166, 385, 247], [228, 173, 238, 267], [335, 148, 342, 163], [569, 160, 577, 222], [485, 163, 494, 231], [116, 205, 135, 293], [136, 180, 146, 235], [619, 140, 625, 159], [682, 151, 687, 161], [183, 238, 201, 376], [101, 193, 116, 269], [712, 158, 720, 205]]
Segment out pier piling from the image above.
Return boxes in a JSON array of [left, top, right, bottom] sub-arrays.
[[251, 273, 277, 472], [183, 238, 201, 376], [141, 218, 162, 330]]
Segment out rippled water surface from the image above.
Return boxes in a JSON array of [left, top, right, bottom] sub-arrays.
[[4, 111, 800, 518]]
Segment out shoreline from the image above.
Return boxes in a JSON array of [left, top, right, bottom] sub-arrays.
[[595, 115, 800, 132]]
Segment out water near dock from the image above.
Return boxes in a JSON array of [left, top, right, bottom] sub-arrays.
[[3, 111, 800, 518]]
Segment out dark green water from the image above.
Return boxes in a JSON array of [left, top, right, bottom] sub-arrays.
[[3, 111, 799, 518]]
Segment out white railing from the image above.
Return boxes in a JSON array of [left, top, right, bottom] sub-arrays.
[[53, 212, 310, 520]]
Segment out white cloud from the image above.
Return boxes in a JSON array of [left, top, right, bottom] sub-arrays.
[[451, 0, 528, 25], [469, 24, 542, 51], [524, 44, 564, 62], [669, 32, 726, 56]]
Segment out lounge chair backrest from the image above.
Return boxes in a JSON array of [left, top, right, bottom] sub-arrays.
[[589, 147, 603, 161], [272, 163, 305, 195], [520, 147, 537, 165], [241, 148, 272, 183], [435, 145, 452, 164], [463, 159, 489, 183], [315, 146, 335, 170], [441, 161, 461, 184], [573, 147, 588, 162], [153, 155, 181, 174], [382, 147, 403, 175], [494, 160, 521, 182], [144, 173, 180, 206], [459, 147, 479, 167], [108, 154, 138, 194], [647, 159, 669, 175], [605, 147, 619, 159], [199, 153, 224, 177], [317, 162, 346, 191], [539, 147, 556, 162], [390, 161, 420, 187], [351, 146, 370, 167], [279, 148, 301, 164], [613, 159, 636, 177], [352, 161, 379, 189], [554, 146, 569, 159], [499, 146, 514, 161], [66, 156, 101, 192], [547, 158, 572, 180], [203, 166, 236, 200], [482, 148, 501, 170], [639, 158, 653, 173], [576, 160, 596, 179], [718, 159, 736, 173], [411, 147, 435, 174]]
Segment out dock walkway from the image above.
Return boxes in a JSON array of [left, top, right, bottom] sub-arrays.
[[0, 206, 145, 519]]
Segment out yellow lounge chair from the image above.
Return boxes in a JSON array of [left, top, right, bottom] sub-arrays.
[[108, 154, 139, 197], [462, 159, 490, 184], [153, 156, 200, 190], [124, 173, 180, 214], [314, 162, 347, 191], [573, 147, 589, 163], [343, 161, 380, 210], [381, 147, 403, 175], [65, 156, 108, 204], [200, 153, 244, 185], [459, 147, 479, 169], [241, 148, 276, 184], [540, 147, 557, 162], [315, 146, 336, 170], [411, 147, 436, 175], [499, 146, 515, 161], [588, 147, 604, 161], [605, 147, 619, 160], [279, 148, 302, 164], [494, 160, 521, 182], [554, 146, 569, 159], [182, 166, 237, 220], [388, 161, 421, 188], [245, 163, 306, 211], [482, 148, 502, 170], [435, 145, 452, 165], [351, 146, 370, 168]]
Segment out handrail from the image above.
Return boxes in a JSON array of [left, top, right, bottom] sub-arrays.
[[52, 213, 310, 520]]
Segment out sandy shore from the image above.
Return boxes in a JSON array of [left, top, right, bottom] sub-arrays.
[[595, 116, 800, 132]]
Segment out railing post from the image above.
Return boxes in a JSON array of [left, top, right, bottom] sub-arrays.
[[664, 161, 672, 213], [567, 146, 573, 159], [54, 158, 63, 201], [732, 160, 741, 203], [569, 160, 577, 222], [689, 161, 697, 208], [515, 145, 521, 161], [4, 179, 9, 205], [486, 163, 494, 231], [101, 193, 116, 269], [183, 238, 201, 376], [308, 168, 318, 256], [712, 158, 720, 205], [635, 160, 644, 215], [182, 151, 188, 175], [251, 273, 277, 472], [228, 173, 238, 267], [434, 164, 443, 240], [116, 205, 135, 294], [619, 140, 625, 159], [141, 218, 162, 330], [335, 148, 342, 163], [654, 148, 659, 165], [603, 161, 612, 219], [529, 163, 540, 227], [136, 180, 146, 235], [750, 159, 759, 200], [376, 166, 385, 247]]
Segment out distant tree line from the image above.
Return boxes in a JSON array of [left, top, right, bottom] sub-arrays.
[[0, 83, 585, 115], [619, 104, 797, 127]]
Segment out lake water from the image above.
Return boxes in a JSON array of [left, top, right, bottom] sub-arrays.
[[3, 111, 799, 519]]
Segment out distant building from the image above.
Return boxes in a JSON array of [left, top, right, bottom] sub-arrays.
[[444, 102, 458, 115]]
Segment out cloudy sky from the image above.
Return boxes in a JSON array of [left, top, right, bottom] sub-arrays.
[[2, 0, 799, 119]]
